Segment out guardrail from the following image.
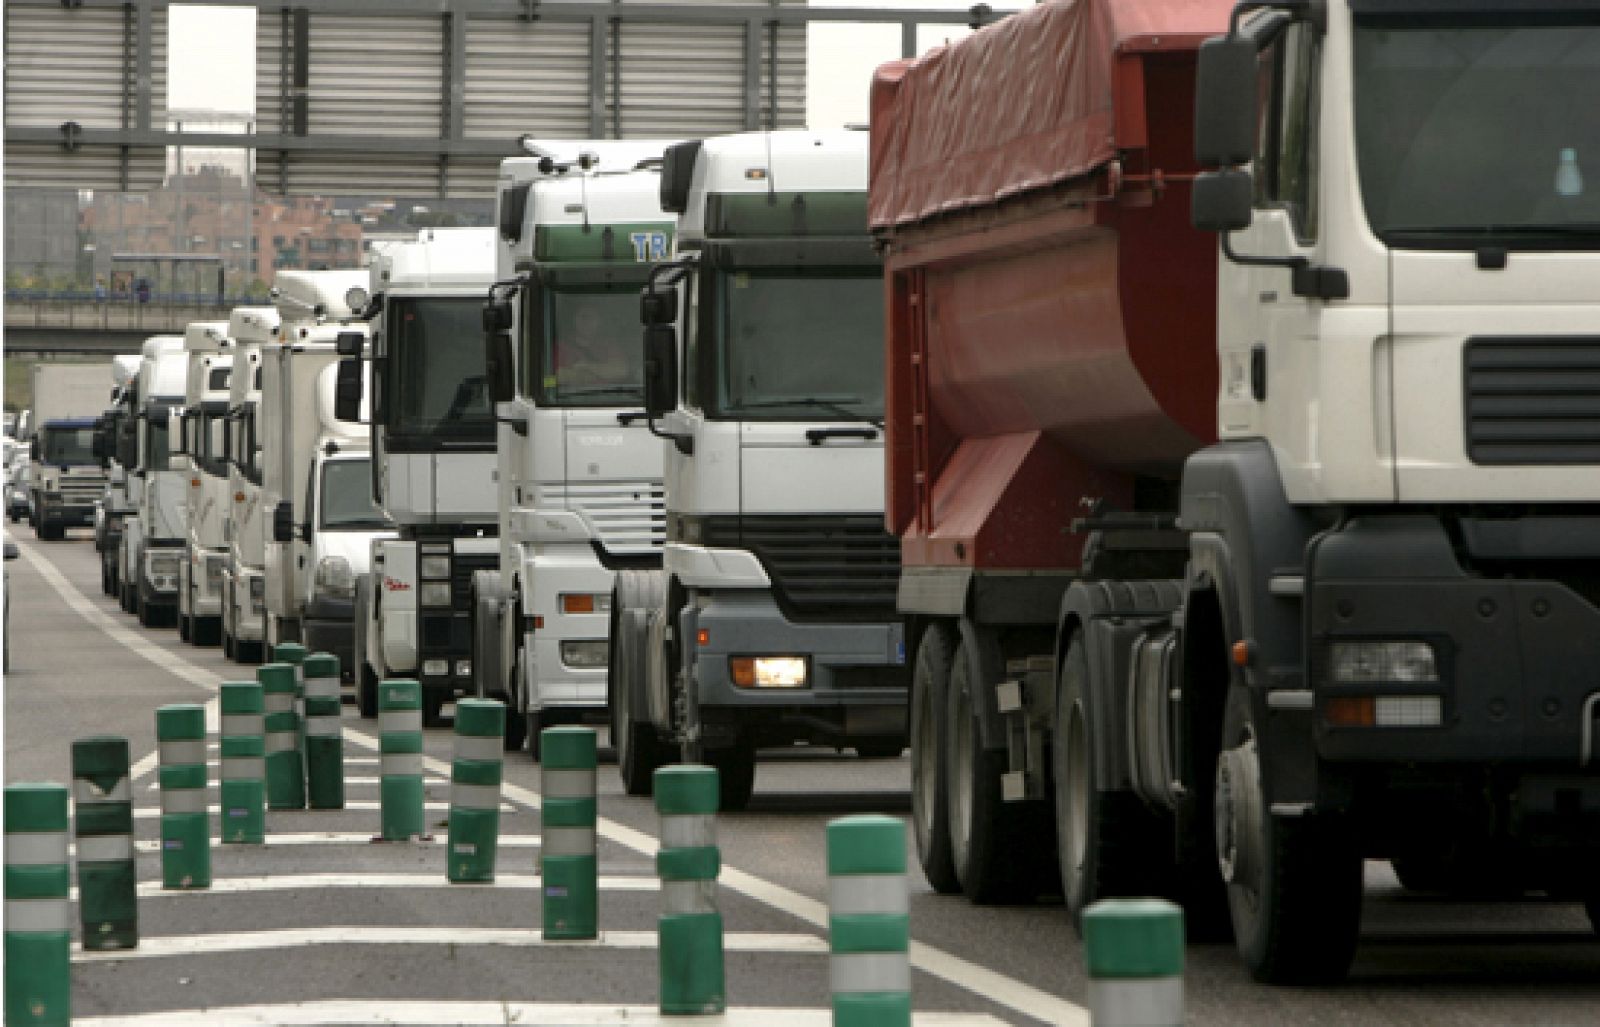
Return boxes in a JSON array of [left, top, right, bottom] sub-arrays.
[[2, 297, 257, 335]]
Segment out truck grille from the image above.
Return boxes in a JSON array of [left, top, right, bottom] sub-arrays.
[[1465, 337, 1600, 465], [704, 515, 900, 623], [568, 480, 665, 557]]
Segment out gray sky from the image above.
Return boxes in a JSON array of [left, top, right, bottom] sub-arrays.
[[167, 2, 1024, 130]]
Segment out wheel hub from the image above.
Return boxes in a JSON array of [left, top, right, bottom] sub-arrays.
[[1214, 736, 1263, 887]]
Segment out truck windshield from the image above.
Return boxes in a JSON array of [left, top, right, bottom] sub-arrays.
[[42, 428, 96, 465], [386, 297, 493, 439], [320, 458, 388, 530], [711, 271, 883, 421], [1354, 21, 1600, 245], [534, 283, 645, 408]]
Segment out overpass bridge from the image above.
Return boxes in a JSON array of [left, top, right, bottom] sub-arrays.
[[3, 298, 240, 354]]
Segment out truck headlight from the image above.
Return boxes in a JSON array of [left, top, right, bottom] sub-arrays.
[[419, 580, 452, 608], [1327, 641, 1438, 684], [559, 640, 609, 668], [204, 555, 225, 591], [419, 555, 451, 579], [729, 656, 807, 689], [314, 555, 355, 599], [148, 553, 180, 578]]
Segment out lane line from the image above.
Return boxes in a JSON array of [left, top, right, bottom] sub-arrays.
[[129, 800, 517, 818], [74, 1000, 1008, 1026], [68, 872, 658, 899], [118, 833, 547, 852], [72, 926, 826, 961], [24, 538, 1086, 1027]]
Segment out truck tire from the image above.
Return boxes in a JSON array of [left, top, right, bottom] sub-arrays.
[[612, 575, 671, 796], [194, 617, 220, 647], [1216, 683, 1362, 984], [423, 689, 448, 728], [911, 623, 961, 894], [101, 555, 113, 595], [358, 662, 379, 719], [1585, 891, 1599, 935], [137, 590, 157, 628], [707, 742, 757, 812], [945, 636, 1037, 904], [1055, 636, 1166, 926]]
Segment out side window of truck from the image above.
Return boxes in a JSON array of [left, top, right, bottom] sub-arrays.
[[1254, 21, 1321, 241], [682, 275, 700, 409]]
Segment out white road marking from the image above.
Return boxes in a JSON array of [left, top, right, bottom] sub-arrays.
[[69, 872, 657, 900], [24, 539, 1086, 1027], [146, 775, 397, 791], [121, 833, 546, 852], [72, 926, 826, 962], [129, 800, 516, 818], [74, 1000, 1009, 1026]]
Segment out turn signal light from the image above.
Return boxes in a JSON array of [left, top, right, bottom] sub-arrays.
[[1323, 696, 1375, 727], [561, 593, 595, 614], [697, 629, 710, 647]]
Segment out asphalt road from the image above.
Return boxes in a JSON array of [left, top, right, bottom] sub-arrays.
[[6, 531, 1598, 1025]]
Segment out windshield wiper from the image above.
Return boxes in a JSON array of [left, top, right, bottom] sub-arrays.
[[735, 397, 884, 430], [553, 385, 643, 400]]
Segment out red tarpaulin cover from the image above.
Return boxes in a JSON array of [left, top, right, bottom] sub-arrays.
[[869, 0, 1232, 231]]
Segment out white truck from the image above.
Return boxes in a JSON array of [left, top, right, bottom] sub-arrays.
[[221, 307, 277, 663], [175, 321, 234, 646], [610, 132, 908, 808], [94, 355, 143, 596], [477, 161, 676, 754], [118, 337, 188, 626], [264, 271, 390, 674], [337, 229, 498, 724], [28, 362, 114, 540]]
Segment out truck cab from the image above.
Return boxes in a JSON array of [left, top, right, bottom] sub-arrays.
[[265, 271, 390, 668], [222, 308, 277, 663], [28, 362, 114, 540], [478, 160, 675, 754], [176, 321, 234, 645], [610, 131, 908, 807], [93, 355, 143, 596], [343, 228, 496, 723], [122, 336, 189, 626]]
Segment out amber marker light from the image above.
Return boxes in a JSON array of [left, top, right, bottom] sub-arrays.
[[1323, 696, 1375, 728]]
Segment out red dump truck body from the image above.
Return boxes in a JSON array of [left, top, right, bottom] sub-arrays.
[[872, 0, 1229, 572]]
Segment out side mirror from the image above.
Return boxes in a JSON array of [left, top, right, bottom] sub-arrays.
[[335, 331, 365, 357], [486, 331, 515, 405], [1191, 169, 1255, 233], [643, 324, 679, 419], [640, 289, 677, 326], [272, 500, 294, 544], [29, 439, 39, 462], [482, 297, 514, 335], [334, 358, 364, 423], [1194, 35, 1259, 168]]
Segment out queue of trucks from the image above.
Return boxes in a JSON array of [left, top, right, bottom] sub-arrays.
[[17, 0, 1596, 986]]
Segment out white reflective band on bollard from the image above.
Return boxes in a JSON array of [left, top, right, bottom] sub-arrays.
[[381, 710, 423, 734], [449, 783, 501, 812], [828, 877, 910, 916], [661, 879, 717, 916], [160, 790, 209, 815], [1088, 978, 1184, 1027], [305, 718, 342, 738], [540, 768, 595, 799], [5, 833, 71, 864], [76, 835, 136, 862], [220, 714, 265, 737], [380, 753, 424, 777], [264, 733, 297, 754], [452, 735, 502, 762], [542, 826, 597, 857], [832, 953, 915, 995], [264, 694, 294, 714], [303, 676, 339, 699], [4, 898, 73, 933], [659, 814, 716, 849], [157, 740, 207, 766], [221, 757, 267, 781]]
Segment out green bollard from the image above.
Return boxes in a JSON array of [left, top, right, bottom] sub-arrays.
[[540, 726, 597, 938], [219, 681, 267, 844], [5, 783, 72, 1025], [827, 815, 911, 1027], [1082, 898, 1185, 1027], [273, 642, 308, 766], [259, 663, 305, 810], [302, 653, 345, 810], [654, 764, 725, 1015], [378, 679, 426, 841], [156, 703, 211, 889], [71, 736, 138, 949], [447, 699, 505, 883]]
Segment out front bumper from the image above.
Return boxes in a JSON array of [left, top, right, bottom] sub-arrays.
[[232, 569, 266, 642], [304, 595, 356, 681], [686, 590, 909, 747], [39, 495, 96, 526]]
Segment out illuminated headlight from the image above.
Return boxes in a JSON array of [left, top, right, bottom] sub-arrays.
[[422, 659, 449, 677], [248, 577, 265, 612], [419, 580, 453, 608], [455, 659, 472, 677], [419, 555, 451, 579], [729, 656, 808, 689], [560, 593, 611, 615], [559, 640, 609, 668], [1327, 641, 1437, 684], [314, 555, 355, 599]]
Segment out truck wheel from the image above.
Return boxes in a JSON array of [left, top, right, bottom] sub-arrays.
[[1055, 637, 1165, 926], [358, 663, 379, 719], [945, 636, 1034, 904], [911, 624, 961, 894], [137, 591, 157, 628], [101, 556, 112, 595], [611, 580, 671, 795], [854, 741, 904, 760], [423, 689, 448, 728], [178, 606, 192, 641], [1216, 683, 1362, 984], [1585, 891, 1599, 935], [500, 700, 528, 752], [707, 743, 757, 812], [194, 617, 221, 647]]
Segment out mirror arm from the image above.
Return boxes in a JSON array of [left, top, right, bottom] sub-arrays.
[[1220, 234, 1349, 301], [646, 415, 693, 455]]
